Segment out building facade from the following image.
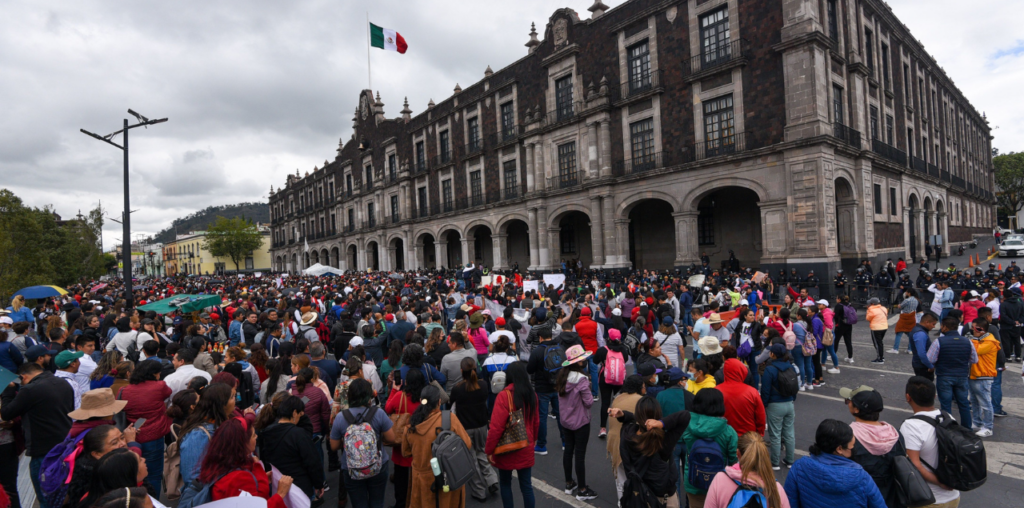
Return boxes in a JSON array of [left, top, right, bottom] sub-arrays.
[[163, 230, 272, 276], [269, 0, 995, 286]]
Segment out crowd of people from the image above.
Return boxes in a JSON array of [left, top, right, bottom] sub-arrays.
[[0, 261, 1011, 508]]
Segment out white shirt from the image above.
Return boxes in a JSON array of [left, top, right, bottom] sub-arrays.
[[163, 364, 213, 397], [55, 370, 83, 411], [488, 330, 516, 345], [986, 298, 1000, 320], [654, 331, 684, 367], [900, 409, 960, 504]]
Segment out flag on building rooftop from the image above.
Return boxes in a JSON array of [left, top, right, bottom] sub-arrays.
[[370, 23, 407, 54]]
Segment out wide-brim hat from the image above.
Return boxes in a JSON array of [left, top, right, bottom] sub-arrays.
[[561, 344, 592, 366], [698, 336, 723, 356], [69, 388, 128, 420], [300, 312, 318, 325], [469, 312, 484, 328], [706, 313, 724, 324]]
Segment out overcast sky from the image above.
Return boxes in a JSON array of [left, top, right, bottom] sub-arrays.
[[2, 0, 1022, 251]]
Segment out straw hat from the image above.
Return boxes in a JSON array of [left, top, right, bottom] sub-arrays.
[[698, 336, 723, 356], [706, 313, 724, 324], [69, 389, 128, 420], [300, 312, 318, 326]]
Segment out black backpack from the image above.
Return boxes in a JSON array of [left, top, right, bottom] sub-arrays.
[[771, 362, 799, 398], [910, 411, 987, 492], [543, 344, 566, 373]]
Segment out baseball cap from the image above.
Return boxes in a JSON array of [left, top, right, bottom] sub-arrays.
[[816, 299, 829, 306], [839, 385, 884, 414], [612, 308, 622, 316], [25, 344, 59, 361], [666, 367, 690, 382], [636, 363, 662, 377], [495, 317, 506, 327], [55, 350, 85, 369], [769, 344, 786, 358], [0, 316, 12, 325], [349, 337, 364, 347]]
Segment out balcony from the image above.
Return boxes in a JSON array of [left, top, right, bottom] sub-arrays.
[[288, 239, 295, 245], [693, 131, 748, 161], [466, 138, 483, 156], [442, 200, 454, 213], [871, 139, 907, 166], [391, 212, 401, 224], [344, 224, 355, 233], [616, 69, 663, 102], [362, 218, 377, 230], [832, 123, 862, 150], [952, 175, 965, 188], [384, 170, 400, 186], [549, 172, 581, 190], [499, 125, 520, 144], [363, 179, 375, 192], [967, 182, 975, 194], [414, 159, 427, 174], [613, 151, 664, 176], [911, 156, 927, 174], [470, 193, 485, 207], [432, 149, 453, 168], [503, 186, 519, 200], [927, 162, 940, 179], [686, 39, 749, 78], [540, 101, 582, 129]]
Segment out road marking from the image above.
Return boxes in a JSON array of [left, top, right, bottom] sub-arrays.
[[799, 391, 914, 413], [515, 472, 594, 508], [984, 442, 1024, 481], [841, 364, 914, 376]]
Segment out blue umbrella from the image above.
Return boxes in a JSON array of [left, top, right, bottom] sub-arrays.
[[13, 285, 68, 299]]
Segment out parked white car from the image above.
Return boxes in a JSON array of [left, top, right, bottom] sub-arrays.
[[999, 239, 1024, 257]]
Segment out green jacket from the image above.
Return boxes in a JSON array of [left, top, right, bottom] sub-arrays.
[[656, 386, 693, 443], [682, 413, 738, 494]]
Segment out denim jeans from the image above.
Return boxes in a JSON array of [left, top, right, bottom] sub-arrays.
[[742, 352, 760, 390], [765, 401, 795, 466], [893, 332, 908, 351], [969, 379, 994, 431], [821, 343, 839, 368], [682, 311, 694, 328], [30, 456, 47, 508], [342, 463, 389, 508], [138, 439, 164, 495], [536, 391, 563, 448], [993, 370, 1004, 413], [936, 376, 972, 426], [588, 358, 599, 396], [791, 348, 814, 384], [498, 467, 535, 508], [671, 442, 686, 501]]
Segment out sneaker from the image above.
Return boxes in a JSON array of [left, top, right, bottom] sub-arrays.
[[575, 487, 598, 501], [847, 357, 855, 364], [549, 413, 558, 419], [599, 427, 608, 439], [812, 381, 820, 387], [871, 358, 884, 364], [564, 481, 578, 495], [806, 384, 814, 391], [799, 385, 806, 392], [975, 428, 993, 438], [827, 368, 841, 374], [818, 380, 826, 387], [887, 349, 899, 354], [995, 410, 1009, 417], [772, 465, 781, 471], [534, 445, 548, 455], [562, 440, 566, 451]]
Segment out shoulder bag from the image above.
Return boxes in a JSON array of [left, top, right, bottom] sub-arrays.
[[494, 390, 529, 455]]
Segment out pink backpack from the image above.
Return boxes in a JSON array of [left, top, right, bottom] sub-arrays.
[[603, 350, 625, 386], [781, 321, 797, 350]]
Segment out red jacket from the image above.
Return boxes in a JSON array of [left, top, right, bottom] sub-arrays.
[[484, 384, 539, 471], [717, 359, 766, 436], [574, 316, 599, 353], [120, 380, 172, 443], [385, 388, 420, 467], [291, 383, 331, 434], [211, 460, 285, 508]]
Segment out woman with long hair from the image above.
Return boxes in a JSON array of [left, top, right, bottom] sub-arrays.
[[449, 356, 497, 502], [385, 368, 425, 508], [792, 308, 815, 389], [199, 417, 292, 508], [119, 361, 171, 492], [682, 388, 738, 508], [760, 345, 797, 469], [90, 351, 124, 389], [164, 389, 198, 439], [248, 343, 269, 383], [329, 378, 396, 508], [607, 395, 692, 507], [79, 449, 155, 508], [485, 362, 539, 508], [401, 385, 472, 508], [592, 328, 629, 438], [555, 345, 596, 500], [653, 317, 685, 368], [289, 355, 330, 398], [64, 425, 132, 508], [290, 367, 331, 438], [424, 327, 450, 365], [784, 419, 886, 507], [730, 307, 766, 387], [704, 432, 789, 508], [87, 487, 150, 508], [481, 335, 515, 409], [177, 384, 234, 487], [260, 358, 289, 404], [606, 375, 647, 502], [258, 396, 325, 502], [833, 294, 857, 362]]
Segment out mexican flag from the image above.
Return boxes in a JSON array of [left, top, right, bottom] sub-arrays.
[[370, 23, 408, 54]]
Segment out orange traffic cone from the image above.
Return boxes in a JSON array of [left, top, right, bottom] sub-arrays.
[[999, 263, 1002, 270], [969, 257, 974, 268]]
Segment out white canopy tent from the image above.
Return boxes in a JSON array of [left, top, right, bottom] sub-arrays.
[[302, 263, 344, 276]]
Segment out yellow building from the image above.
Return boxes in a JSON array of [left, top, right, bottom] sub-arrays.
[[163, 227, 272, 276]]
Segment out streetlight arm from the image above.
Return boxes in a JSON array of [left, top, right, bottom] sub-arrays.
[[80, 129, 124, 150]]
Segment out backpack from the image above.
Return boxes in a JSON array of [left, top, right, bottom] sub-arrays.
[[343, 407, 384, 480], [843, 304, 858, 325], [543, 344, 567, 374], [687, 438, 726, 492], [910, 411, 987, 491], [125, 332, 141, 363], [780, 322, 797, 351], [177, 469, 256, 508], [490, 358, 510, 393], [771, 363, 799, 398], [40, 431, 90, 508], [317, 321, 331, 344], [726, 478, 769, 508], [620, 455, 665, 508], [430, 410, 476, 491], [603, 350, 625, 386], [623, 327, 643, 359], [162, 424, 193, 501]]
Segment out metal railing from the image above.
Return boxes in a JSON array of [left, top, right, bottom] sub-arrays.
[[549, 172, 581, 190], [503, 186, 519, 200], [471, 194, 485, 207], [832, 123, 862, 149], [938, 166, 948, 182], [466, 138, 482, 156], [927, 162, 940, 179], [540, 101, 582, 128], [694, 132, 748, 161], [414, 159, 427, 173], [499, 124, 519, 143], [432, 149, 453, 168], [911, 156, 927, 174], [952, 175, 965, 188], [613, 151, 664, 175], [871, 139, 907, 166], [442, 200, 455, 213], [391, 212, 401, 224], [617, 69, 663, 101], [687, 39, 749, 75], [344, 224, 355, 233]]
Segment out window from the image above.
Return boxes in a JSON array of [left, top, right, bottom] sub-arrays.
[[698, 206, 714, 245], [467, 117, 480, 152], [826, 0, 839, 42], [442, 180, 453, 211], [560, 225, 576, 254], [703, 95, 735, 156], [388, 154, 397, 180], [869, 106, 879, 140], [907, 128, 914, 159], [865, 30, 874, 74], [319, 217, 325, 234], [629, 118, 655, 167], [367, 202, 375, 227], [904, 65, 911, 104], [503, 160, 518, 198], [832, 85, 844, 125], [557, 142, 578, 187], [500, 102, 515, 140], [345, 174, 353, 195], [365, 165, 373, 188], [886, 115, 895, 145], [331, 214, 336, 231], [889, 188, 898, 216], [390, 195, 399, 221], [417, 187, 428, 215], [881, 44, 890, 90], [416, 141, 425, 171], [700, 8, 731, 66], [470, 170, 483, 206], [627, 40, 651, 93], [328, 182, 334, 198], [874, 184, 883, 214], [555, 76, 574, 121], [439, 130, 450, 162]]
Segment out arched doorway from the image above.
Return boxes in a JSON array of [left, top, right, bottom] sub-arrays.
[[310, 250, 319, 265], [553, 210, 592, 269], [390, 237, 405, 271], [417, 233, 436, 269], [303, 252, 310, 269], [627, 199, 676, 270], [347, 245, 357, 270], [367, 241, 380, 271], [694, 187, 762, 270], [331, 247, 340, 268], [502, 219, 530, 270], [835, 178, 857, 254], [468, 225, 494, 268], [275, 256, 282, 272], [908, 194, 919, 261], [320, 249, 329, 267], [291, 254, 297, 274], [923, 197, 933, 240], [444, 230, 462, 268]]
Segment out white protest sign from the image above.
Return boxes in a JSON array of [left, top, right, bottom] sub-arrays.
[[523, 280, 539, 293], [543, 273, 566, 290], [480, 275, 492, 287]]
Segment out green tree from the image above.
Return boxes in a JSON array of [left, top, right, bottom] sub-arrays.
[[203, 216, 264, 272], [995, 152, 1024, 221]]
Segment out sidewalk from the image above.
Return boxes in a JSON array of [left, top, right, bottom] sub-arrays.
[[910, 235, 998, 273]]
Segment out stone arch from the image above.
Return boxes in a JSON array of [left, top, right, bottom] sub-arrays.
[[275, 256, 282, 272], [466, 222, 494, 267], [330, 247, 340, 268], [310, 250, 319, 265], [548, 207, 593, 269], [682, 177, 770, 211], [625, 198, 678, 270], [691, 185, 764, 270], [462, 218, 496, 239], [546, 203, 592, 231], [320, 248, 329, 267], [388, 235, 406, 271], [495, 213, 531, 235], [415, 231, 437, 269], [346, 244, 358, 270], [365, 239, 380, 271], [615, 190, 681, 220]]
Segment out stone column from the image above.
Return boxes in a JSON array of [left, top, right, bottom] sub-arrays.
[[436, 242, 446, 269], [461, 238, 471, 267], [673, 211, 700, 267], [587, 122, 599, 178], [357, 244, 365, 271], [602, 196, 618, 265], [599, 119, 612, 178], [525, 143, 535, 193], [492, 234, 507, 270], [537, 206, 550, 268], [528, 208, 540, 270], [614, 219, 632, 270], [938, 213, 949, 256], [590, 196, 605, 267], [535, 142, 547, 191], [914, 210, 926, 260]]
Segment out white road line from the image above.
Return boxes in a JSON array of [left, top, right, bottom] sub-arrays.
[[515, 472, 594, 508], [799, 391, 914, 414], [840, 364, 914, 376]]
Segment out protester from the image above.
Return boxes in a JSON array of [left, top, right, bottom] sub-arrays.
[[718, 358, 766, 437], [682, 388, 738, 508], [384, 368, 423, 508], [900, 376, 961, 507], [704, 432, 788, 508], [178, 383, 232, 487], [329, 378, 395, 508], [484, 362, 539, 508], [259, 395, 326, 501], [402, 384, 472, 508], [556, 345, 597, 500], [200, 417, 293, 508], [928, 316, 976, 425], [866, 298, 889, 364], [608, 395, 691, 508], [447, 358, 496, 502], [784, 419, 887, 507], [760, 344, 796, 469], [119, 360, 172, 492]]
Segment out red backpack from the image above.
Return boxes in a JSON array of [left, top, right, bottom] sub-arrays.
[[317, 320, 331, 345]]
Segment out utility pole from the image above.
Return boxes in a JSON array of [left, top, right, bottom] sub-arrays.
[[82, 110, 167, 308]]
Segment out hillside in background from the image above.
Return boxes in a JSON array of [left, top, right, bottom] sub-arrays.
[[148, 202, 269, 244]]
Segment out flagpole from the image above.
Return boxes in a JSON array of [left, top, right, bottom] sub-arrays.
[[366, 12, 372, 92]]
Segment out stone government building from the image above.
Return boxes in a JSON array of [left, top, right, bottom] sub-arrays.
[[268, 0, 995, 290]]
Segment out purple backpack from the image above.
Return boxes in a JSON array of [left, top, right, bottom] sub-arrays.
[[843, 304, 858, 325], [40, 430, 90, 508]]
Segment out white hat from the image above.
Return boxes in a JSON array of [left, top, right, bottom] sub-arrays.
[[349, 337, 364, 347], [802, 300, 816, 307], [612, 308, 622, 316], [816, 299, 829, 306], [0, 316, 13, 325], [300, 312, 318, 325]]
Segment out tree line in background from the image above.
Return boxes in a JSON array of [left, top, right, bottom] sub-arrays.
[[996, 151, 1024, 226], [0, 189, 115, 305]]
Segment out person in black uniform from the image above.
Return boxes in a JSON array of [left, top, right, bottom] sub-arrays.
[[875, 269, 892, 288], [915, 270, 932, 289], [1008, 260, 1021, 278], [859, 260, 874, 275], [805, 270, 820, 288], [790, 268, 802, 289], [986, 263, 999, 279], [834, 270, 847, 295]]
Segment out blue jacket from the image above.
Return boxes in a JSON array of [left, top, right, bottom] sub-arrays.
[[5, 307, 34, 324], [679, 292, 694, 310], [909, 324, 933, 370], [0, 342, 24, 373], [228, 320, 242, 346], [784, 453, 887, 508], [760, 360, 796, 405]]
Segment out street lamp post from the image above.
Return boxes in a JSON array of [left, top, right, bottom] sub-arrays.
[[81, 110, 167, 308]]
